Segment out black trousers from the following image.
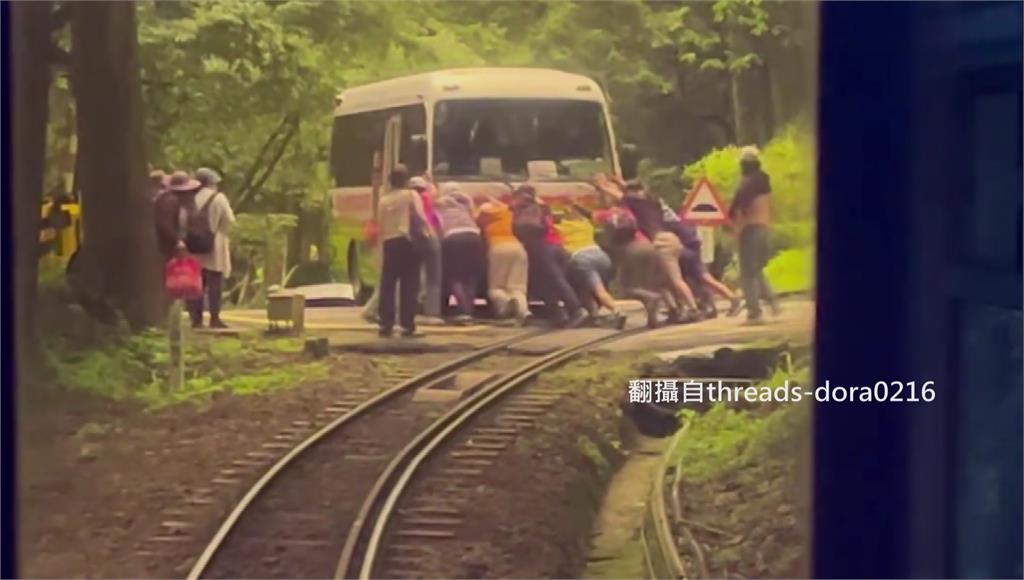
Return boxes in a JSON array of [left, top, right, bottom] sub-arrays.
[[525, 241, 582, 317], [188, 268, 223, 325], [442, 232, 485, 316], [739, 224, 777, 318], [379, 237, 422, 332]]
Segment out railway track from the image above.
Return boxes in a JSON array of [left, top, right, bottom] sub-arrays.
[[183, 322, 650, 579]]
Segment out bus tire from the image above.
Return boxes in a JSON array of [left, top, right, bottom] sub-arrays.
[[348, 244, 373, 305]]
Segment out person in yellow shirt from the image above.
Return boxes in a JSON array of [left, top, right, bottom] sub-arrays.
[[477, 194, 529, 324], [555, 204, 626, 328]]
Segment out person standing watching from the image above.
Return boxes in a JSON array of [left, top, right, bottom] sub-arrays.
[[188, 168, 236, 329], [377, 164, 430, 338], [728, 146, 780, 324], [408, 176, 445, 325]]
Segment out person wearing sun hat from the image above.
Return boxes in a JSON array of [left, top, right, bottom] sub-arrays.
[[154, 170, 202, 260], [728, 145, 779, 324]]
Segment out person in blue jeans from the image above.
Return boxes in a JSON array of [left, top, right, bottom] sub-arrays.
[[728, 147, 780, 324]]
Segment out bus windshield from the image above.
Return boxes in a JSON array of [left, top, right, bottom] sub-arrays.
[[432, 99, 613, 182]]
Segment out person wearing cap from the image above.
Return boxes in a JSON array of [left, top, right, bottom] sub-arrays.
[[376, 164, 431, 338], [408, 175, 445, 324], [477, 192, 529, 324], [511, 184, 587, 328], [187, 168, 236, 329], [728, 146, 779, 324], [435, 182, 483, 323], [154, 170, 203, 261]]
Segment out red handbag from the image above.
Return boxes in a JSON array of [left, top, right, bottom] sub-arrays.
[[165, 256, 203, 300]]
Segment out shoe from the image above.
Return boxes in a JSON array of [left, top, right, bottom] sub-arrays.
[[210, 319, 229, 329], [453, 314, 473, 325], [726, 298, 743, 317], [551, 310, 569, 328], [400, 328, 425, 338], [566, 308, 589, 328], [378, 328, 394, 338], [499, 299, 518, 320], [191, 321, 204, 329], [702, 307, 718, 320], [742, 317, 767, 326], [611, 312, 627, 330]]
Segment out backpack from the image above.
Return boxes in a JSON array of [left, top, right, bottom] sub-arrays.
[[183, 192, 219, 254], [512, 202, 548, 243], [603, 206, 638, 245]]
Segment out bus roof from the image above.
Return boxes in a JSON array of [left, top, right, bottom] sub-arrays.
[[333, 68, 606, 116]]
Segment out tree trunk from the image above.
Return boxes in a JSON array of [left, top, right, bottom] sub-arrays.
[[12, 1, 54, 375], [729, 70, 745, 145], [70, 1, 162, 329]]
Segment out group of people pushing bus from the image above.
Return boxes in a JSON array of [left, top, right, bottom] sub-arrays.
[[364, 146, 778, 338]]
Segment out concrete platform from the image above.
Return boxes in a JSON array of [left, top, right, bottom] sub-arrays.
[[603, 298, 814, 354]]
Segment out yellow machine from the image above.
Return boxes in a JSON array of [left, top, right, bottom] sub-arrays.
[[39, 199, 81, 263]]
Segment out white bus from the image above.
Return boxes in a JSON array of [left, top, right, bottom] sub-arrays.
[[326, 67, 632, 303]]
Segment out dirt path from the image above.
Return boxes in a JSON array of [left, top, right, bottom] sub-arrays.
[[16, 352, 451, 578]]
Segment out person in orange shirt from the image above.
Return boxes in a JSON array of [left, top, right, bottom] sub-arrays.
[[477, 193, 529, 324]]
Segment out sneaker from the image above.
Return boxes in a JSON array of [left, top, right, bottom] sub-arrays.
[[702, 307, 718, 320], [453, 314, 474, 325], [551, 310, 569, 328], [400, 328, 425, 338], [611, 312, 627, 330], [665, 309, 682, 325], [210, 319, 229, 329], [191, 320, 204, 329], [378, 328, 394, 338], [726, 298, 743, 317], [499, 299, 518, 320], [566, 308, 589, 329], [742, 317, 767, 326]]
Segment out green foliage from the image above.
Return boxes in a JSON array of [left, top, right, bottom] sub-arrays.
[[48, 329, 325, 409], [674, 363, 812, 483], [681, 122, 815, 224], [577, 434, 610, 474], [764, 247, 813, 293]]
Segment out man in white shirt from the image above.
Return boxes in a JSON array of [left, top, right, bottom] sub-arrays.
[[189, 167, 236, 328]]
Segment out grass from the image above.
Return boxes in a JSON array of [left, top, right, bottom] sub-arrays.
[[46, 329, 325, 409]]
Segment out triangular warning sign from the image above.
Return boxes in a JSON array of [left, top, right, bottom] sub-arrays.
[[679, 176, 731, 225]]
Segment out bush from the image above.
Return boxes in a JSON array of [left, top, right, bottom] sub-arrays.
[[680, 123, 815, 224], [764, 247, 814, 294]]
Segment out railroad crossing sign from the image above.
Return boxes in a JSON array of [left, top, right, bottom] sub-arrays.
[[680, 176, 730, 226]]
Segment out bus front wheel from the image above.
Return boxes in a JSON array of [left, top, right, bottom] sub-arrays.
[[348, 244, 374, 305]]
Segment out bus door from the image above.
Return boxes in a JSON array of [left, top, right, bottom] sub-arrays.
[[377, 113, 403, 208]]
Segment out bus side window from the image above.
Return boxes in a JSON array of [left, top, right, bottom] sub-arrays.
[[331, 112, 382, 187], [399, 104, 427, 176]]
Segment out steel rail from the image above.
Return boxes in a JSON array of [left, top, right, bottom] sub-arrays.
[[337, 326, 651, 579], [185, 329, 544, 580]]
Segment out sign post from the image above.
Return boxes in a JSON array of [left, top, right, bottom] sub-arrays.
[[168, 299, 185, 391], [679, 176, 731, 267]]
